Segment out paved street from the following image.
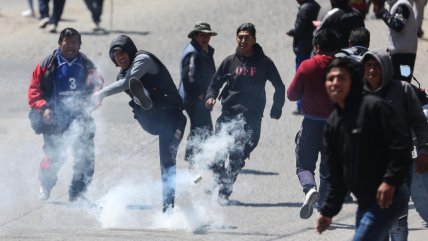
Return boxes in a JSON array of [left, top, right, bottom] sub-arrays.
[[0, 1, 427, 240]]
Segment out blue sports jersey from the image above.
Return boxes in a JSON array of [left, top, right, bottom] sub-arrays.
[[52, 50, 87, 126]]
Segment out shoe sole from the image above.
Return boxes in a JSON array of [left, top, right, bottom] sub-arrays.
[[300, 190, 319, 219], [129, 77, 153, 110]]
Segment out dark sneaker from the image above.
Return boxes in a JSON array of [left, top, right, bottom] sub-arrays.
[[218, 193, 230, 206], [162, 203, 174, 214], [300, 188, 319, 219], [344, 193, 354, 203], [69, 195, 97, 209], [129, 77, 153, 110], [418, 29, 424, 38]]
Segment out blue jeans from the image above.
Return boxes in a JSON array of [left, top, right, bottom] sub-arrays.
[[132, 103, 187, 207], [353, 185, 410, 241], [389, 210, 408, 241], [411, 163, 428, 223], [38, 0, 66, 24], [295, 118, 329, 207]]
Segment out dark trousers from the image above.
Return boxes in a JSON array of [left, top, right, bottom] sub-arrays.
[[184, 100, 213, 164], [132, 103, 186, 206], [39, 116, 95, 199], [212, 113, 261, 197], [39, 0, 66, 25], [83, 0, 104, 23], [295, 118, 329, 207]]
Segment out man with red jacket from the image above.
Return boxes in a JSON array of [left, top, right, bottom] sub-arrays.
[[287, 29, 339, 219], [28, 28, 103, 202]]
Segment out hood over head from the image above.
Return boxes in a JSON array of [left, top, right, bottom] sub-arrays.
[[109, 35, 138, 66], [362, 49, 394, 92], [326, 57, 364, 110]]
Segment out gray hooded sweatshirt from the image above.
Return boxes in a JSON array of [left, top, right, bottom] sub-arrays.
[[386, 0, 418, 54], [362, 49, 428, 155]]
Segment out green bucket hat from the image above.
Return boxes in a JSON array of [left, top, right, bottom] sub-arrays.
[[187, 21, 217, 38]]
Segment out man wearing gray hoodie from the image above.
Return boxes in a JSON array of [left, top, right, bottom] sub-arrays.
[[362, 49, 428, 240], [94, 35, 186, 213]]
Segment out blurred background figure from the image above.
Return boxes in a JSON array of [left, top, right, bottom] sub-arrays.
[[415, 0, 427, 37], [83, 0, 104, 32], [21, 0, 35, 17], [286, 0, 320, 115], [38, 0, 67, 33], [350, 0, 370, 19]]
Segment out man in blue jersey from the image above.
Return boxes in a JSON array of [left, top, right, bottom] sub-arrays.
[[28, 28, 104, 202]]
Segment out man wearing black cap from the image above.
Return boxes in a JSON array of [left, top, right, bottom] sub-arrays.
[[179, 21, 217, 166], [94, 35, 186, 213]]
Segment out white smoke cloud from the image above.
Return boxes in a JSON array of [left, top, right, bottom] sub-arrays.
[[93, 115, 250, 231]]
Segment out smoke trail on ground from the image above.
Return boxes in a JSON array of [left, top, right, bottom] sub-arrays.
[[95, 115, 250, 231]]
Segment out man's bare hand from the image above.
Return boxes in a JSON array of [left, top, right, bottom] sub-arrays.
[[205, 97, 216, 110], [316, 215, 332, 234], [92, 92, 104, 110], [376, 182, 396, 209], [42, 108, 53, 124]]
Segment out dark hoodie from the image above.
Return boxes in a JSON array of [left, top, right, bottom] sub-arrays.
[[205, 43, 285, 118], [362, 49, 428, 155], [321, 58, 411, 217], [108, 35, 183, 110], [318, 0, 365, 49]]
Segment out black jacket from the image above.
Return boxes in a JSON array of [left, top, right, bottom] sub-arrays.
[[318, 6, 365, 49], [321, 94, 411, 217], [205, 44, 285, 118], [289, 0, 320, 55]]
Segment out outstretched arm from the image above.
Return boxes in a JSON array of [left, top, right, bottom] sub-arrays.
[[377, 4, 411, 32]]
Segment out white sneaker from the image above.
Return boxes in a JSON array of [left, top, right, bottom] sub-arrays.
[[300, 188, 319, 219], [47, 24, 57, 33], [39, 186, 50, 201], [21, 9, 34, 17], [39, 17, 50, 28]]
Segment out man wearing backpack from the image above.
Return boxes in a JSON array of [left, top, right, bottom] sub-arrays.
[[335, 27, 370, 61]]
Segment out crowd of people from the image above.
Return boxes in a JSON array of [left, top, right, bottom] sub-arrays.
[[21, 0, 105, 33], [26, 0, 428, 240]]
